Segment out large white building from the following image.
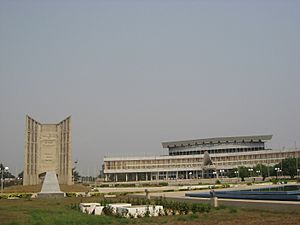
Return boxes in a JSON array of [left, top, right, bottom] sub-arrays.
[[102, 135, 300, 182]]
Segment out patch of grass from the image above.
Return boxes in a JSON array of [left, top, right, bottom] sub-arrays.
[[1, 197, 300, 225], [229, 207, 238, 213], [176, 215, 190, 222], [177, 213, 199, 222], [28, 209, 115, 225], [202, 213, 209, 220], [3, 222, 21, 225], [215, 204, 227, 210]]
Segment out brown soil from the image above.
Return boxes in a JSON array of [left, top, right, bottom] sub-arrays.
[[60, 184, 89, 192], [3, 184, 42, 193], [3, 184, 89, 193]]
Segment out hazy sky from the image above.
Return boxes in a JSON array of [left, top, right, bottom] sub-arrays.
[[1, 1, 299, 176]]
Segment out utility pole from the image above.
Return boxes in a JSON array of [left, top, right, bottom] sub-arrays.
[[295, 141, 298, 176]]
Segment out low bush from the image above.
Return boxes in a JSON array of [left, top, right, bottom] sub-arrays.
[[162, 189, 174, 192], [115, 183, 136, 188], [66, 192, 76, 197], [222, 183, 230, 188], [271, 178, 278, 184], [103, 205, 114, 216], [0, 193, 32, 199], [89, 192, 103, 197], [153, 196, 210, 215]]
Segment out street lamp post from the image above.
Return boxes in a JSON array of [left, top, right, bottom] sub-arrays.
[[278, 169, 282, 178], [212, 171, 217, 179], [234, 170, 239, 179], [248, 168, 253, 177], [275, 167, 280, 179], [219, 169, 225, 178], [1, 166, 9, 193], [256, 170, 261, 177]]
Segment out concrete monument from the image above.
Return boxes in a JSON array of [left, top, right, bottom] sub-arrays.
[[23, 115, 72, 185], [37, 171, 65, 198]]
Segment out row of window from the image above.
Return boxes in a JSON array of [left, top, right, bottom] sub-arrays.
[[169, 147, 265, 156], [168, 140, 264, 149]]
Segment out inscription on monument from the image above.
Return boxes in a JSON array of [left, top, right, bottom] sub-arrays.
[[23, 116, 72, 185]]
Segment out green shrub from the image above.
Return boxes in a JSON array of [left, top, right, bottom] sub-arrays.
[[115, 183, 136, 188], [103, 205, 114, 216], [66, 192, 76, 197], [215, 180, 221, 184], [153, 197, 210, 215], [0, 194, 9, 199], [222, 183, 230, 188], [271, 178, 278, 184], [158, 182, 168, 186], [19, 193, 32, 198], [90, 192, 102, 197], [162, 189, 174, 192], [0, 193, 32, 199]]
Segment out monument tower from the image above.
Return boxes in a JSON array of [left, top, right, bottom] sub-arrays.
[[23, 115, 72, 185]]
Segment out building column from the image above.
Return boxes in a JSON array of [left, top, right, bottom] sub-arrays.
[[176, 171, 179, 179], [115, 174, 118, 182], [146, 173, 148, 181], [125, 174, 128, 182], [186, 171, 188, 179], [136, 173, 138, 181]]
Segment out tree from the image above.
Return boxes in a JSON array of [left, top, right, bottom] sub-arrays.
[[238, 166, 249, 181], [0, 163, 15, 178], [274, 158, 299, 179], [18, 171, 24, 179], [227, 169, 237, 178], [254, 164, 269, 181], [73, 170, 81, 182]]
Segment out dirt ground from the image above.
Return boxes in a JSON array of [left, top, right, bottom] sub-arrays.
[[3, 184, 89, 193]]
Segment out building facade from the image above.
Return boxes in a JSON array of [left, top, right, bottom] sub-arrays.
[[103, 135, 300, 182], [23, 115, 73, 185]]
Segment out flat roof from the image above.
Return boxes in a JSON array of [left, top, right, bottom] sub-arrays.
[[162, 135, 272, 148]]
